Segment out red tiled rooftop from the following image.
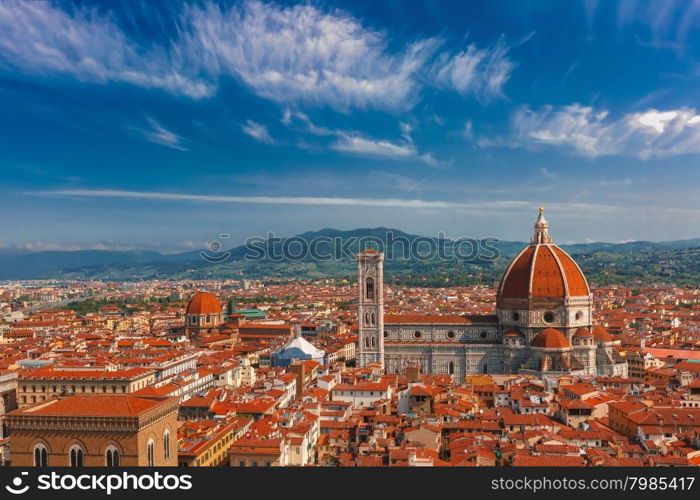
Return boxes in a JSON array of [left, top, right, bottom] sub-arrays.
[[13, 395, 173, 417]]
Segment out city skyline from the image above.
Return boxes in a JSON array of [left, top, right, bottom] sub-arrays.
[[2, 0, 700, 476], [4, 0, 700, 251]]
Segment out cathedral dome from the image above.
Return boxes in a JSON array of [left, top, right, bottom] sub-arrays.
[[531, 328, 570, 349], [498, 209, 590, 302], [186, 292, 221, 315], [591, 325, 613, 342], [573, 327, 593, 337]]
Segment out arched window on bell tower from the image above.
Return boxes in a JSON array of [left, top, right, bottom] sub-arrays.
[[365, 277, 374, 300]]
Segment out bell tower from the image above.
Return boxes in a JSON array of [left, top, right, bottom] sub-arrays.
[[357, 249, 384, 367]]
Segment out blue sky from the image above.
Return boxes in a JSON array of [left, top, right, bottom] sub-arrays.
[[3, 0, 700, 252]]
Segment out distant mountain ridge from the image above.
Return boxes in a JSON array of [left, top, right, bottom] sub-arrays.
[[1, 227, 700, 285]]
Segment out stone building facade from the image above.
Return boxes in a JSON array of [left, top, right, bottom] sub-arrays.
[[6, 395, 178, 466]]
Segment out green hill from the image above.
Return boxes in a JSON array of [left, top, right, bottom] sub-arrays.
[[2, 228, 700, 286]]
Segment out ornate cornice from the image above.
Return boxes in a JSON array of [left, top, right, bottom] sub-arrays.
[[7, 398, 178, 433]]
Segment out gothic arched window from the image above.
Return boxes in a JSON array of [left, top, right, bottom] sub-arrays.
[[365, 278, 374, 300], [105, 445, 120, 467], [147, 439, 155, 466], [34, 444, 48, 467], [163, 430, 171, 461], [448, 361, 455, 375], [69, 444, 84, 467]]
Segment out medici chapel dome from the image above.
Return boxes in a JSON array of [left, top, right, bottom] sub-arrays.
[[186, 291, 222, 316], [497, 208, 590, 305]]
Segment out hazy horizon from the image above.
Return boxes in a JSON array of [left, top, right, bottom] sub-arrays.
[[2, 223, 699, 255]]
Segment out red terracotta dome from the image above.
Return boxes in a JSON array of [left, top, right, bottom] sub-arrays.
[[591, 325, 613, 342], [573, 327, 593, 337], [531, 328, 570, 349], [499, 245, 589, 300], [186, 292, 221, 315], [504, 328, 523, 337], [498, 210, 589, 301]]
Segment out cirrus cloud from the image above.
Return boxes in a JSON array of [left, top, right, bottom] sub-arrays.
[[0, 0, 518, 111], [139, 117, 189, 151], [0, 1, 213, 98], [429, 36, 516, 103], [499, 103, 700, 159], [241, 119, 276, 144], [29, 188, 700, 220]]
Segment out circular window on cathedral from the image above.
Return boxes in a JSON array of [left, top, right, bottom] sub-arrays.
[[446, 331, 455, 340], [543, 311, 555, 324], [479, 331, 488, 339], [512, 312, 520, 321], [575, 311, 583, 321], [414, 331, 422, 339], [383, 331, 388, 338]]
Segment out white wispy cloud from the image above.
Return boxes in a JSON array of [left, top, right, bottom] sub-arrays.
[[31, 188, 467, 209], [0, 1, 213, 98], [0, 241, 141, 252], [140, 117, 188, 151], [30, 188, 700, 219], [595, 0, 700, 51], [501, 104, 700, 159], [184, 1, 440, 111], [331, 134, 415, 159], [463, 120, 474, 140], [7, 242, 84, 252], [429, 36, 515, 102], [331, 133, 444, 166], [281, 109, 293, 126], [372, 171, 430, 193], [0, 239, 211, 253], [399, 122, 414, 142], [0, 0, 517, 110], [539, 167, 557, 180], [282, 109, 333, 136], [280, 112, 445, 165], [241, 119, 275, 144]]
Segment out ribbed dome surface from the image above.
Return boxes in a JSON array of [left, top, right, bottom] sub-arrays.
[[186, 292, 221, 315], [531, 328, 570, 349], [500, 244, 590, 300]]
